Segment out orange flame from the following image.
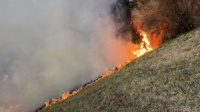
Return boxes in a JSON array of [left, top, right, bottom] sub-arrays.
[[16, 104, 20, 108], [9, 105, 14, 109], [131, 32, 153, 57], [9, 104, 21, 110], [3, 75, 8, 82], [43, 26, 159, 109], [134, 21, 166, 49], [62, 91, 70, 99], [45, 101, 50, 107]]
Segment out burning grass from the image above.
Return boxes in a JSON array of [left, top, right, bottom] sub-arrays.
[[39, 26, 156, 111], [38, 0, 200, 111], [40, 27, 200, 112]]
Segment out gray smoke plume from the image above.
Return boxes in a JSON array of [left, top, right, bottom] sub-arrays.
[[0, 0, 132, 111]]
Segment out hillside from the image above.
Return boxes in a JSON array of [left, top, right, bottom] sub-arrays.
[[40, 28, 200, 112]]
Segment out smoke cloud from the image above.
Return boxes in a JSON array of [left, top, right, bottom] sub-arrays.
[[131, 0, 200, 43], [0, 0, 132, 111]]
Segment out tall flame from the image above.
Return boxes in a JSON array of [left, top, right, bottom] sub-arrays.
[[131, 32, 153, 57], [43, 28, 155, 109]]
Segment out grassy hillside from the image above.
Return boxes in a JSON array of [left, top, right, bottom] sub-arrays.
[[40, 28, 200, 112]]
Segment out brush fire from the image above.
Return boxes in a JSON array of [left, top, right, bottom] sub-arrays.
[[43, 26, 158, 109], [1, 0, 199, 111]]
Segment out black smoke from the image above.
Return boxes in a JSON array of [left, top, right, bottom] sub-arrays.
[[110, 0, 142, 44]]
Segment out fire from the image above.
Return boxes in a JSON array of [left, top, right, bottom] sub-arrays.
[[3, 75, 8, 82], [9, 105, 14, 109], [45, 101, 50, 107], [16, 104, 20, 108], [43, 28, 157, 109], [9, 104, 21, 110], [62, 91, 70, 99], [131, 32, 153, 58]]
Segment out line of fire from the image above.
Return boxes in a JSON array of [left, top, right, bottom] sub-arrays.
[[40, 23, 162, 111], [37, 0, 200, 111]]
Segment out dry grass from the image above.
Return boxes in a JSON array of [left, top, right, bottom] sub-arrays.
[[40, 27, 200, 112]]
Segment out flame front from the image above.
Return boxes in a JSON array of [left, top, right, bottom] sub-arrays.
[[43, 29, 155, 108]]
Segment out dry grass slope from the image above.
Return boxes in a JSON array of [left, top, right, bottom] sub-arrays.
[[40, 27, 200, 112]]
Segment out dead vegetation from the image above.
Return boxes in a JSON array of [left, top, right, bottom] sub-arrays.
[[112, 0, 200, 44], [132, 0, 200, 42]]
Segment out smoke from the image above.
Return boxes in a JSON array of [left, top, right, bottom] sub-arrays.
[[131, 0, 200, 43], [0, 0, 132, 111], [110, 0, 141, 43]]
